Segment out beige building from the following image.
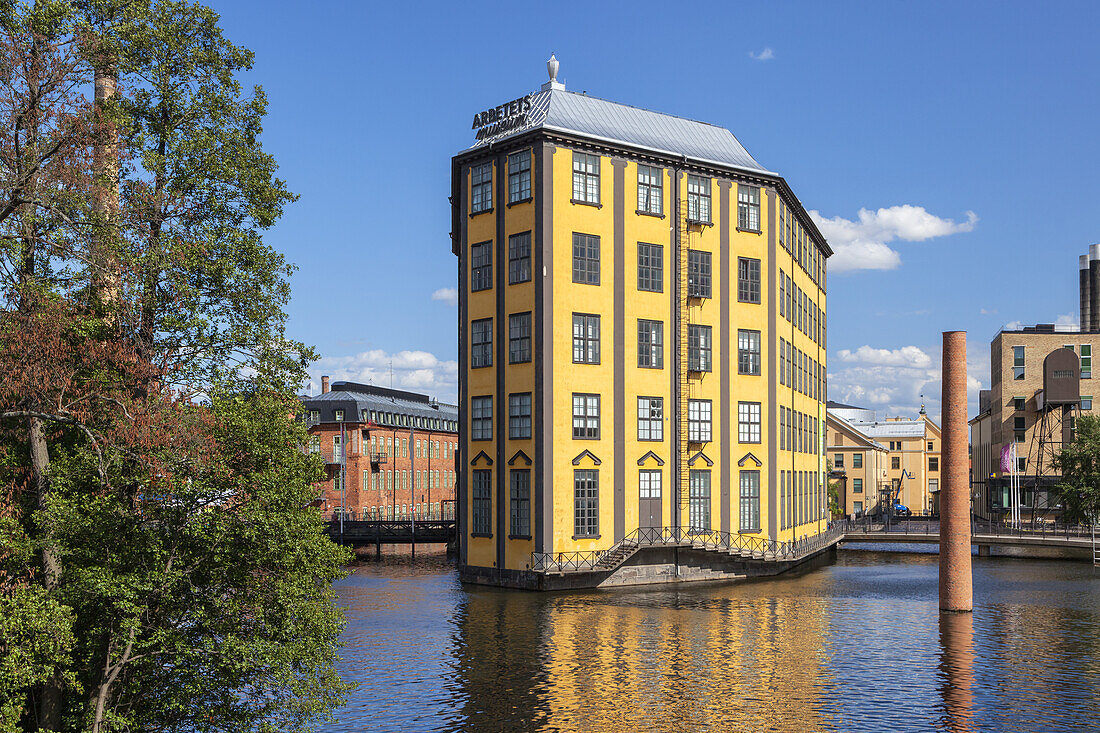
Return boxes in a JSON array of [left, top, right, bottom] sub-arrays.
[[972, 323, 1097, 520], [826, 411, 888, 517], [826, 402, 941, 516]]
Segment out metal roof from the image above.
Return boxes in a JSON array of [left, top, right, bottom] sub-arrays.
[[467, 87, 771, 175], [855, 422, 930, 439], [301, 382, 457, 429]]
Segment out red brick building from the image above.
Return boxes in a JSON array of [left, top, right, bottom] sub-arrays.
[[303, 379, 459, 520]]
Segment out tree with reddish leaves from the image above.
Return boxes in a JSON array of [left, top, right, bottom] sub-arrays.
[[0, 3, 349, 731]]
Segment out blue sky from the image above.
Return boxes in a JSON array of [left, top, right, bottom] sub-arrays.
[[212, 0, 1100, 417]]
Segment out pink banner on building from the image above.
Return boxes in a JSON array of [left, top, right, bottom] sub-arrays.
[[1000, 443, 1014, 474]]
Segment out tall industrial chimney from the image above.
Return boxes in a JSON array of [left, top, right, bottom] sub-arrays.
[[1090, 244, 1100, 332], [1081, 255, 1091, 332], [321, 375, 330, 394]]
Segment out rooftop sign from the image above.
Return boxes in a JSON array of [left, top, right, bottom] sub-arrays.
[[472, 94, 533, 142]]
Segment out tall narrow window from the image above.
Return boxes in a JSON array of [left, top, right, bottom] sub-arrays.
[[572, 393, 600, 439], [574, 470, 599, 537], [737, 184, 761, 231], [738, 329, 761, 375], [508, 393, 532, 439], [739, 470, 760, 531], [309, 435, 320, 454], [572, 233, 600, 284], [688, 399, 712, 443], [1082, 344, 1092, 379], [853, 478, 863, 494], [779, 270, 787, 318], [509, 312, 531, 363], [508, 232, 531, 284], [687, 174, 711, 222], [688, 325, 712, 372], [638, 396, 664, 441], [637, 164, 663, 214], [738, 402, 761, 443], [572, 151, 600, 204], [471, 162, 492, 213], [508, 150, 531, 203], [688, 250, 711, 298], [510, 469, 531, 537], [689, 470, 711, 531], [572, 313, 600, 364], [472, 470, 492, 535], [853, 453, 863, 468], [738, 257, 761, 303], [1013, 345, 1025, 380], [471, 241, 492, 292], [637, 243, 663, 292], [471, 318, 492, 368], [471, 396, 492, 441], [638, 319, 664, 368]]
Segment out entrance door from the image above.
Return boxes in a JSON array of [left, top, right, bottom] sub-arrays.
[[639, 470, 662, 530]]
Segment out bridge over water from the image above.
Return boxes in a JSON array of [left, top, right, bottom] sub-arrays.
[[839, 518, 1098, 561]]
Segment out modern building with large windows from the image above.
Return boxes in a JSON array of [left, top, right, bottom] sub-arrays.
[[452, 59, 832, 588]]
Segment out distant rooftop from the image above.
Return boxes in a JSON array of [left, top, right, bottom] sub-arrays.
[[302, 381, 457, 428]]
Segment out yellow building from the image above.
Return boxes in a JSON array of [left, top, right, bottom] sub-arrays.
[[827, 402, 941, 516], [825, 410, 889, 517], [452, 59, 831, 587]]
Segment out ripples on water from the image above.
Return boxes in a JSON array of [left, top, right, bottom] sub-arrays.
[[322, 551, 1100, 733]]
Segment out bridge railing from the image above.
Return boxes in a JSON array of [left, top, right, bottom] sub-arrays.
[[531, 523, 845, 574], [842, 516, 1095, 540]]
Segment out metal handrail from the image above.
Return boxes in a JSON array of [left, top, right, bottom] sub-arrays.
[[531, 522, 844, 574]]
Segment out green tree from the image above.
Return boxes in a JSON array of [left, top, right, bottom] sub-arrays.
[[0, 2, 351, 730], [1052, 413, 1100, 525]]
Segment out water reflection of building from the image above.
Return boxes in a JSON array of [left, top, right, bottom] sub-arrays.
[[453, 584, 834, 731]]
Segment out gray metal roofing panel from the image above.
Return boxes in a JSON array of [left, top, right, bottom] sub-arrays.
[[468, 88, 771, 175], [304, 390, 458, 424], [857, 422, 929, 439]]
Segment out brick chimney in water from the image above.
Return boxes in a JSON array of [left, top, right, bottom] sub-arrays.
[[321, 375, 330, 394]]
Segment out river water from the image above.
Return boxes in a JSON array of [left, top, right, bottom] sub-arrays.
[[322, 549, 1100, 732]]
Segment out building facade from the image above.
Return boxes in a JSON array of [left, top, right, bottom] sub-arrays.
[[302, 380, 458, 521], [974, 324, 1096, 520], [827, 402, 941, 516], [452, 61, 832, 586], [826, 409, 889, 517]]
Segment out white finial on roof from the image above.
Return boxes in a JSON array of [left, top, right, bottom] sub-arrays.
[[542, 54, 565, 91]]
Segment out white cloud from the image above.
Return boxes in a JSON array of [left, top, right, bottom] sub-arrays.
[[431, 287, 458, 307], [1056, 313, 1079, 329], [829, 342, 989, 419], [810, 205, 977, 273], [749, 47, 775, 61], [837, 345, 932, 368], [980, 308, 997, 316], [1003, 320, 1023, 331], [309, 348, 458, 403]]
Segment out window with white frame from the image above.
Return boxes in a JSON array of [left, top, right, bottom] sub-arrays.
[[687, 174, 711, 222], [572, 313, 600, 364], [737, 184, 761, 231], [738, 329, 761, 375], [688, 324, 712, 372], [738, 401, 761, 443], [1082, 344, 1092, 379], [572, 151, 600, 204], [688, 399, 712, 442], [638, 319, 663, 368], [572, 393, 600, 439], [637, 164, 663, 214], [638, 396, 664, 441], [508, 150, 531, 203], [471, 396, 492, 440], [1013, 345, 1025, 380], [471, 162, 492, 213]]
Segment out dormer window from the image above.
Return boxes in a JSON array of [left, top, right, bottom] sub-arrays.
[[334, 410, 344, 422]]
